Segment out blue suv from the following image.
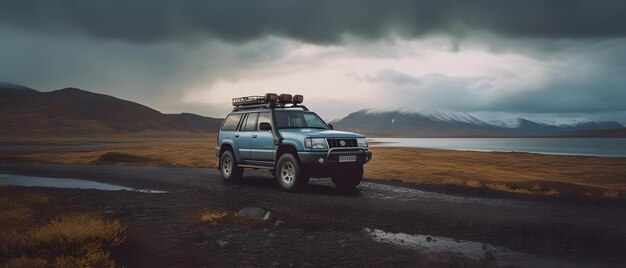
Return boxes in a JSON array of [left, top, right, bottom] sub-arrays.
[[215, 93, 372, 191]]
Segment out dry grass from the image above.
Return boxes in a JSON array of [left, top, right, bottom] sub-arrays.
[[0, 134, 219, 168], [1, 135, 625, 198], [602, 190, 620, 199], [200, 210, 231, 226], [486, 183, 560, 197], [0, 188, 126, 267], [465, 179, 482, 188], [366, 147, 626, 198], [422, 252, 453, 267]]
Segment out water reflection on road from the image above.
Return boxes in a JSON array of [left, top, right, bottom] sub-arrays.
[[366, 228, 594, 268], [0, 174, 166, 193]]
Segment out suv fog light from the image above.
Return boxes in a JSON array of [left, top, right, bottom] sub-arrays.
[[318, 158, 325, 164]]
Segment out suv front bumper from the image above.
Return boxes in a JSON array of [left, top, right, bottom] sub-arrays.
[[299, 148, 371, 177], [299, 148, 372, 165]]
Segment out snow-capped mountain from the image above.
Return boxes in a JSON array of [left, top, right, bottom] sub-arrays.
[[331, 110, 625, 137]]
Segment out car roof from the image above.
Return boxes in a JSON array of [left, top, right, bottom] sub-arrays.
[[228, 108, 313, 115]]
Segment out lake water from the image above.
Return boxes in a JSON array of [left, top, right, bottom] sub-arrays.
[[0, 174, 166, 193], [369, 138, 626, 157]]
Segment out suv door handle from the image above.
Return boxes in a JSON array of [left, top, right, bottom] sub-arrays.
[[235, 134, 240, 138], [252, 134, 258, 138]]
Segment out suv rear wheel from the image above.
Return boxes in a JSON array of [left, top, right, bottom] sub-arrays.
[[220, 150, 243, 181], [276, 153, 308, 191], [331, 165, 363, 190]]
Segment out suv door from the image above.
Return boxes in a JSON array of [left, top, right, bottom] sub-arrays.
[[250, 112, 276, 162], [220, 113, 243, 157], [236, 112, 258, 161]]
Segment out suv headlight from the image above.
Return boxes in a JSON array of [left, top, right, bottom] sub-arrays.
[[357, 138, 368, 148], [304, 138, 328, 149]]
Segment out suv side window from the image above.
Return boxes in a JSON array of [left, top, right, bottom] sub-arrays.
[[222, 114, 242, 131], [257, 112, 271, 130], [242, 112, 259, 131]]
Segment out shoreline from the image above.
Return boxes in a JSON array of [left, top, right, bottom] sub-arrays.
[[368, 137, 626, 158], [0, 135, 623, 200]]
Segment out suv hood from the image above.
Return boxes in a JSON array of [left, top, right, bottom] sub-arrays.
[[278, 128, 365, 138]]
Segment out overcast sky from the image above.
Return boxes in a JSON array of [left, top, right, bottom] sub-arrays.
[[1, 0, 626, 123]]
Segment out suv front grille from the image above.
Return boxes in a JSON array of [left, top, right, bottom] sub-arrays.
[[326, 138, 357, 148]]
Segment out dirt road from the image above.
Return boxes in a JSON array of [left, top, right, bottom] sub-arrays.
[[1, 163, 624, 267]]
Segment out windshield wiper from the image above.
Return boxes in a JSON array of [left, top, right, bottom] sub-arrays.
[[278, 126, 328, 129]]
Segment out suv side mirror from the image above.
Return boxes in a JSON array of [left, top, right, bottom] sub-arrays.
[[328, 124, 334, 130], [259, 122, 272, 131]]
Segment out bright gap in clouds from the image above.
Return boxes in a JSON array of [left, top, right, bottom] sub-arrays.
[[182, 36, 555, 120]]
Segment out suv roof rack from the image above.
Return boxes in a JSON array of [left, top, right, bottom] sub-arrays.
[[232, 93, 308, 111]]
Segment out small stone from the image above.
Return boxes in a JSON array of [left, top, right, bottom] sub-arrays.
[[481, 251, 496, 263], [237, 207, 272, 221], [217, 240, 230, 248], [198, 230, 209, 239], [193, 240, 209, 247], [275, 220, 286, 227], [385, 256, 400, 264]]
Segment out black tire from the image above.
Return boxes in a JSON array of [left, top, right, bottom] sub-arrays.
[[220, 150, 243, 182], [275, 153, 308, 191], [331, 165, 363, 190]]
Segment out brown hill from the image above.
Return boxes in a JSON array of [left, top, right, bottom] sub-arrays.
[[0, 83, 204, 137], [166, 113, 223, 132]]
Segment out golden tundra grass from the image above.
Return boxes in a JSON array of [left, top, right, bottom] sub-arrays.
[[200, 210, 231, 226], [602, 190, 620, 198], [0, 189, 126, 267], [1, 134, 625, 198]]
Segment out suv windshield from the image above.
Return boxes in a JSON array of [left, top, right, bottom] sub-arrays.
[[275, 111, 328, 129]]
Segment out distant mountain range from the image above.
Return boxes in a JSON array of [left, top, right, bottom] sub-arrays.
[[1, 82, 624, 138], [0, 82, 221, 137], [331, 110, 626, 137]]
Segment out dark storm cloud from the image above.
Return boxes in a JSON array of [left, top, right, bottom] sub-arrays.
[[1, 0, 626, 44]]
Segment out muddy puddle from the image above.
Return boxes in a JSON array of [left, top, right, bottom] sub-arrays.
[[0, 174, 166, 193], [365, 228, 601, 268], [360, 181, 530, 207]]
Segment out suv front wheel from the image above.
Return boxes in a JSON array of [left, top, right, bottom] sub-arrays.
[[276, 153, 308, 191], [220, 150, 243, 181]]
